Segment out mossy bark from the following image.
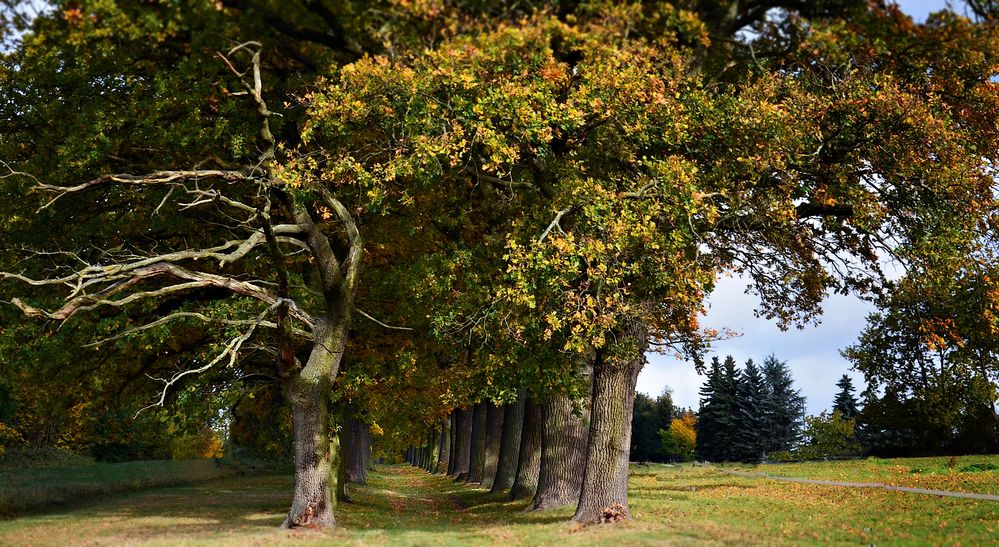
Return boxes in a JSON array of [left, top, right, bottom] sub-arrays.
[[571, 326, 646, 523]]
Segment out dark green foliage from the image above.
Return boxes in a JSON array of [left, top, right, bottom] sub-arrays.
[[629, 390, 675, 462], [762, 356, 806, 453], [731, 360, 769, 463], [832, 375, 860, 420], [697, 355, 805, 462], [696, 356, 740, 462]]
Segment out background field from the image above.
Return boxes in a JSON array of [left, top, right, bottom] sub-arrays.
[[1, 456, 997, 546]]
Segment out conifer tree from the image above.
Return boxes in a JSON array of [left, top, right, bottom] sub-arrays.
[[732, 360, 769, 463], [832, 375, 860, 421], [762, 356, 806, 453]]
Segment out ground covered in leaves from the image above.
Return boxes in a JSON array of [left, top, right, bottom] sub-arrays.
[[1, 456, 998, 545]]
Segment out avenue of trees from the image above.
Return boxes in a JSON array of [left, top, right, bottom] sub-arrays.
[[2, 0, 998, 529]]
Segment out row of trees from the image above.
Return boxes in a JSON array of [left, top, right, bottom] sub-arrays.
[[2, 0, 998, 530], [695, 356, 805, 463]]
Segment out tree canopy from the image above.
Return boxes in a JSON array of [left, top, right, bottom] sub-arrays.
[[2, 0, 998, 528]]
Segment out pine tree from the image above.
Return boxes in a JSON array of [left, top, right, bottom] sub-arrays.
[[695, 357, 723, 462], [732, 360, 769, 463], [832, 375, 860, 420], [762, 356, 806, 454], [696, 356, 742, 462]]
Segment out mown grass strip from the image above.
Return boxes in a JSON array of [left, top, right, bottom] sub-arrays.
[[0, 459, 240, 516]]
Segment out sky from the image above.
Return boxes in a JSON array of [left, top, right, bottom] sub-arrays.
[[635, 0, 950, 415]]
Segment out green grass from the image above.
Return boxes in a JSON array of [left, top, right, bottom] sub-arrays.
[[720, 454, 999, 495], [0, 458, 240, 516], [1, 459, 997, 545]]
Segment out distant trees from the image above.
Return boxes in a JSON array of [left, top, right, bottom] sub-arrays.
[[629, 391, 676, 463], [696, 355, 805, 463], [660, 411, 697, 462], [844, 271, 999, 456], [798, 410, 860, 460]]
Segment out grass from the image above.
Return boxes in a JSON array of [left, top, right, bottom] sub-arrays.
[[0, 458, 246, 516], [723, 454, 999, 495], [0, 457, 996, 545]]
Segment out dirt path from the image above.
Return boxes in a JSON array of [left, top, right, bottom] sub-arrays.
[[714, 467, 999, 501]]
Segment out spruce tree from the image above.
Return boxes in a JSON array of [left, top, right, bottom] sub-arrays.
[[732, 360, 769, 463], [832, 375, 860, 420], [695, 357, 724, 461], [762, 356, 806, 454]]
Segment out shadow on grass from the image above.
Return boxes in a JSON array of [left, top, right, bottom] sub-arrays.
[[5, 465, 578, 541]]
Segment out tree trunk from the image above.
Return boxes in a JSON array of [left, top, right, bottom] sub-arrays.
[[364, 425, 374, 471], [346, 411, 368, 485], [331, 424, 350, 503], [510, 397, 543, 499], [281, 320, 347, 529], [528, 365, 592, 511], [406, 447, 414, 464], [481, 402, 505, 488], [447, 410, 458, 475], [572, 326, 647, 523], [436, 417, 451, 474], [467, 402, 488, 483], [452, 407, 473, 480], [491, 394, 526, 493]]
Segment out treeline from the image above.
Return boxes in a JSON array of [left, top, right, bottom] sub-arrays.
[[696, 356, 805, 463], [3, 0, 998, 531]]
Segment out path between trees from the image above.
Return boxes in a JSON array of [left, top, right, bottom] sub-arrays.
[[711, 467, 999, 501]]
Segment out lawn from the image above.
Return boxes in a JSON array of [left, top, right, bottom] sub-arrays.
[[1, 457, 997, 545]]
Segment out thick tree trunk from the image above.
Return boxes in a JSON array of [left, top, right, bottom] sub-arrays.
[[572, 327, 647, 524], [491, 394, 526, 493], [346, 412, 368, 485], [447, 410, 458, 475], [453, 407, 473, 480], [364, 426, 374, 471], [481, 402, 505, 488], [436, 418, 451, 474], [527, 390, 590, 511], [467, 402, 488, 483], [510, 397, 543, 499], [281, 320, 347, 529]]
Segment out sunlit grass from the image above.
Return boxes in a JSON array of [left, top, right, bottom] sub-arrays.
[[0, 458, 997, 545]]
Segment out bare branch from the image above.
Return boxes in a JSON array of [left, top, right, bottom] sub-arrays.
[[135, 301, 282, 417], [85, 307, 314, 348], [357, 308, 415, 332], [8, 262, 314, 327], [33, 170, 250, 211]]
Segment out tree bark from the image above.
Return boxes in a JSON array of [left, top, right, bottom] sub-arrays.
[[491, 394, 526, 493], [481, 401, 505, 488], [571, 326, 647, 523], [436, 417, 451, 474], [452, 407, 473, 480], [447, 410, 458, 475], [331, 424, 350, 503], [528, 363, 593, 511], [281, 320, 347, 529], [345, 410, 368, 485], [467, 402, 488, 483], [510, 397, 543, 499]]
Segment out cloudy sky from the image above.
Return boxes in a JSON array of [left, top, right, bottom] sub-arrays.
[[635, 0, 952, 415]]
